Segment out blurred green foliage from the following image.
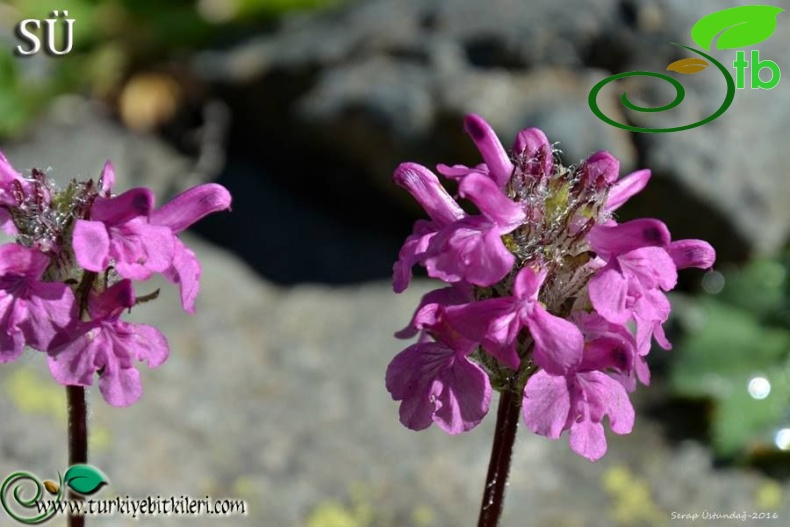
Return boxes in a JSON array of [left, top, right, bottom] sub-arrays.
[[0, 0, 341, 138], [670, 254, 790, 459]]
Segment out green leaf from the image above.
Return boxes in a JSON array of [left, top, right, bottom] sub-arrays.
[[671, 300, 790, 394], [691, 5, 784, 50], [716, 259, 786, 321], [63, 464, 108, 496]]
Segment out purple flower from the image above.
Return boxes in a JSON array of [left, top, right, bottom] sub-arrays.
[[387, 114, 716, 461], [0, 152, 232, 407], [47, 280, 168, 407], [522, 368, 634, 461], [423, 173, 525, 286], [0, 153, 31, 235], [392, 161, 525, 290], [445, 266, 583, 372], [394, 284, 472, 340], [392, 163, 465, 292], [0, 244, 77, 360], [73, 187, 175, 280], [74, 182, 231, 313], [386, 317, 491, 434], [523, 311, 636, 460]]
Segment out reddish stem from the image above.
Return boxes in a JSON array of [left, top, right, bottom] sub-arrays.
[[477, 387, 522, 527]]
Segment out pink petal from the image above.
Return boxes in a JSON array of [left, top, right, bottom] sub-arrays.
[[151, 183, 232, 234], [0, 151, 21, 183], [392, 223, 435, 293], [605, 169, 650, 212], [0, 210, 16, 235], [635, 355, 651, 386], [99, 366, 142, 407], [433, 354, 492, 434], [21, 281, 77, 350], [526, 305, 584, 375], [425, 218, 515, 286], [513, 266, 547, 302], [111, 220, 176, 280], [163, 239, 201, 314], [0, 296, 25, 361], [512, 128, 552, 177], [126, 323, 169, 368], [436, 163, 488, 180], [0, 328, 24, 363], [0, 243, 50, 277], [580, 335, 634, 374], [395, 285, 471, 339], [385, 342, 448, 430], [583, 371, 635, 435], [569, 418, 608, 461], [583, 151, 619, 185], [619, 247, 677, 291], [463, 114, 513, 188], [445, 299, 521, 369], [91, 188, 154, 225], [589, 265, 630, 324], [73, 220, 111, 272], [47, 325, 102, 386], [522, 370, 571, 439], [393, 163, 465, 227], [89, 280, 135, 320], [458, 173, 525, 229], [587, 218, 671, 256], [667, 239, 716, 270]]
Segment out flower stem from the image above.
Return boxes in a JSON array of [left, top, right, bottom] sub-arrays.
[[477, 385, 522, 527], [68, 270, 94, 527], [67, 384, 87, 527]]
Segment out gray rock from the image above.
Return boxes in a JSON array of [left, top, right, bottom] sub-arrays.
[[195, 0, 790, 260]]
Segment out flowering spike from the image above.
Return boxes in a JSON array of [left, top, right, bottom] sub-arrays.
[[387, 114, 715, 461], [0, 151, 231, 406]]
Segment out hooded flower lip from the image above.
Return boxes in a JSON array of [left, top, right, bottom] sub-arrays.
[[47, 280, 169, 407], [463, 114, 513, 188], [150, 183, 232, 234], [392, 163, 466, 293], [394, 163, 465, 227], [605, 169, 651, 212], [667, 239, 716, 270]]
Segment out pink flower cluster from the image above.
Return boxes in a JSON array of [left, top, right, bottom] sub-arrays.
[[0, 153, 231, 407], [386, 115, 715, 460]]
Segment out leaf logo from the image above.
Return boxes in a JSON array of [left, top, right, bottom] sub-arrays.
[[667, 58, 709, 74], [63, 464, 108, 496], [691, 5, 784, 50]]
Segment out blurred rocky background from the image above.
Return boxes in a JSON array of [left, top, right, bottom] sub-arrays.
[[1, 0, 789, 525]]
